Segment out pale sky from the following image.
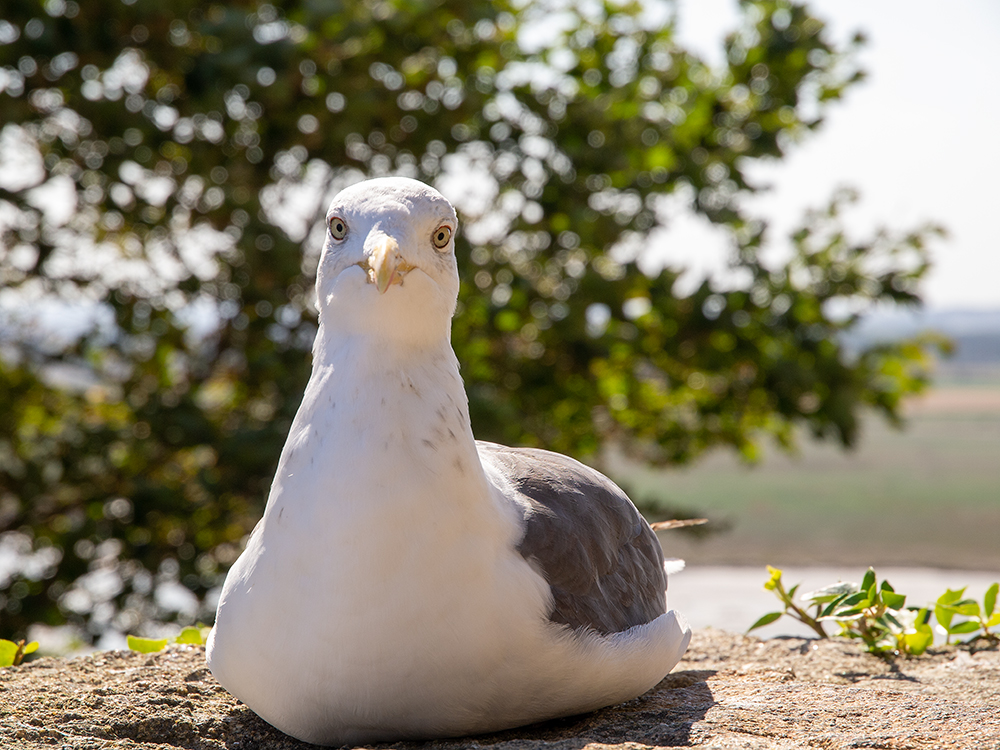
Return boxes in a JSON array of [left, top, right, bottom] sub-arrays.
[[658, 0, 1000, 310]]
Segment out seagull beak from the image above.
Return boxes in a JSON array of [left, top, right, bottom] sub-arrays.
[[365, 235, 410, 294]]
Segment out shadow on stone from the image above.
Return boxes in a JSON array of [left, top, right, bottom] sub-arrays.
[[219, 670, 716, 749]]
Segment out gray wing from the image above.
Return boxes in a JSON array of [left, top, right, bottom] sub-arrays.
[[476, 441, 667, 635]]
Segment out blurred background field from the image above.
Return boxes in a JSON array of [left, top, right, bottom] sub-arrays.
[[640, 386, 1000, 570], [635, 314, 1000, 573]]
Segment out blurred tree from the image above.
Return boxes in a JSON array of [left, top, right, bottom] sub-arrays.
[[0, 0, 942, 640]]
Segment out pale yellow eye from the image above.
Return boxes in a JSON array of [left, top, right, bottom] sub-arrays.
[[432, 224, 453, 250], [329, 216, 348, 240]]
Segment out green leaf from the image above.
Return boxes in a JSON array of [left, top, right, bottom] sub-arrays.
[[936, 588, 967, 607], [880, 580, 895, 593], [841, 591, 870, 608], [935, 604, 955, 629], [985, 583, 998, 618], [21, 641, 38, 656], [881, 591, 906, 610], [0, 640, 17, 667], [947, 621, 981, 635], [175, 627, 206, 645], [820, 592, 852, 618], [127, 635, 169, 653], [820, 607, 866, 621], [985, 613, 1000, 628], [945, 600, 980, 618], [903, 625, 933, 655], [747, 612, 784, 632], [861, 568, 876, 593]]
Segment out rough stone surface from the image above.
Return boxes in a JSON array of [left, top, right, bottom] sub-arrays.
[[1, 629, 997, 749]]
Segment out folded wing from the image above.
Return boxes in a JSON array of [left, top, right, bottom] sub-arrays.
[[477, 441, 667, 635]]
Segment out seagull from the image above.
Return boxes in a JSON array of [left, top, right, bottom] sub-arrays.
[[206, 177, 691, 746]]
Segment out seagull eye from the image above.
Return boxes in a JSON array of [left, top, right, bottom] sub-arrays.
[[431, 224, 453, 250], [329, 217, 348, 241]]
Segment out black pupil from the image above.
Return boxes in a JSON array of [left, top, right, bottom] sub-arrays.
[[438, 231, 446, 241]]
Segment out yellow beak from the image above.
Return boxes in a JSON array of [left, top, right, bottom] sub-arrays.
[[367, 235, 404, 294]]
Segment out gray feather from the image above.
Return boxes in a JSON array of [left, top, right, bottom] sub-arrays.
[[476, 441, 667, 635]]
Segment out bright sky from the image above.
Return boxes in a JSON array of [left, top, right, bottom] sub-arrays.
[[661, 0, 1000, 310]]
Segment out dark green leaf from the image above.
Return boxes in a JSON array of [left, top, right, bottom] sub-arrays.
[[820, 592, 853, 618], [747, 612, 784, 632], [883, 612, 903, 630], [881, 591, 906, 610], [841, 591, 870, 608], [820, 607, 866, 621], [861, 568, 876, 593]]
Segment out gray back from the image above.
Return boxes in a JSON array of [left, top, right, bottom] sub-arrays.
[[477, 442, 667, 635]]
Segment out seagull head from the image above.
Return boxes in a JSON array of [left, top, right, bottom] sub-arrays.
[[316, 177, 459, 343]]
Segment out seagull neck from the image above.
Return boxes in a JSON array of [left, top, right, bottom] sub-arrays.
[[289, 325, 495, 511], [307, 326, 475, 448], [312, 325, 457, 375], [267, 324, 508, 540]]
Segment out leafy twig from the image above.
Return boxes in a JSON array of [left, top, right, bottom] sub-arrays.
[[749, 566, 966, 656], [748, 566, 828, 638]]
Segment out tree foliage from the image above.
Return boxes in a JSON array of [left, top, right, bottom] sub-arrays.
[[0, 0, 942, 639]]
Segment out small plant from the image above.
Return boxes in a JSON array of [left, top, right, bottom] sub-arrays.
[[0, 638, 39, 667], [805, 568, 934, 656], [127, 625, 209, 654], [935, 582, 1000, 645], [748, 566, 1000, 656]]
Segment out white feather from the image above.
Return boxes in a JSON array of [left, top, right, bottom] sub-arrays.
[[664, 558, 687, 576]]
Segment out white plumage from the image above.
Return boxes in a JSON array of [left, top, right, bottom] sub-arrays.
[[206, 177, 690, 746]]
